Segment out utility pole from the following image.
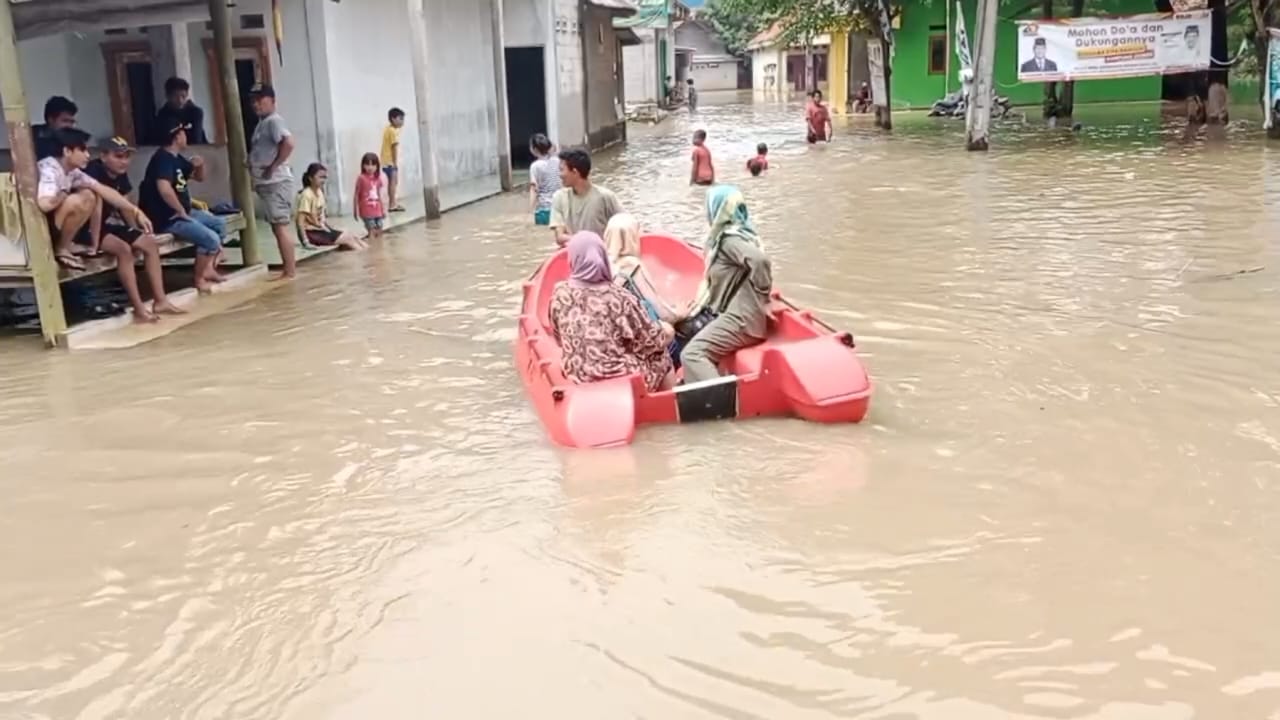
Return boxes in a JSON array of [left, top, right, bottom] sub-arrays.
[[0, 0, 66, 345], [209, 0, 261, 264], [965, 0, 998, 151], [491, 0, 513, 191], [408, 0, 442, 218]]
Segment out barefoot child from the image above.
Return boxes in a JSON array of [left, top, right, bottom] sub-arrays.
[[298, 163, 367, 251], [528, 133, 561, 226], [85, 137, 186, 322], [381, 107, 406, 212], [353, 152, 386, 239], [690, 129, 714, 186]]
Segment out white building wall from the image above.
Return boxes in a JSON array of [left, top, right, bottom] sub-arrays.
[[504, 0, 560, 146], [0, 34, 71, 150], [185, 0, 322, 201], [553, 0, 585, 147], [751, 45, 787, 95], [690, 61, 738, 92], [504, 0, 548, 46], [623, 30, 659, 105], [320, 0, 420, 213], [426, 0, 500, 200]]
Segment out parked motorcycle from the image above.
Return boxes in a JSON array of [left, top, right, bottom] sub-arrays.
[[928, 91, 1013, 119]]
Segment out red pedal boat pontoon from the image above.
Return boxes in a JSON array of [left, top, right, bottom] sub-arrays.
[[515, 233, 872, 448]]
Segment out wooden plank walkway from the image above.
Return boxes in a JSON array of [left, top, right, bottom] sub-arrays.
[[0, 213, 246, 288]]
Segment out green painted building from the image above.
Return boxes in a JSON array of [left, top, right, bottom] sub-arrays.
[[890, 0, 1162, 109]]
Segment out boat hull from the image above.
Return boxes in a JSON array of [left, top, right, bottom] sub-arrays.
[[516, 234, 872, 448]]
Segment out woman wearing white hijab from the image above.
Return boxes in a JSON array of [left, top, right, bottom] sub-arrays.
[[602, 213, 681, 323]]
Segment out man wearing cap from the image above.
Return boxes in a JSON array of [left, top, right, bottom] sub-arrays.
[[1021, 37, 1058, 73], [84, 137, 185, 321], [248, 84, 297, 279], [140, 120, 227, 294]]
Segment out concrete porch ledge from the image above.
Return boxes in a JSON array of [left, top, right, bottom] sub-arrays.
[[57, 264, 270, 350]]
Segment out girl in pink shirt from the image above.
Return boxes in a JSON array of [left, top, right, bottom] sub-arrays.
[[354, 152, 386, 239]]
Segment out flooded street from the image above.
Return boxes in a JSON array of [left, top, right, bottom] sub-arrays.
[[3, 98, 1280, 719]]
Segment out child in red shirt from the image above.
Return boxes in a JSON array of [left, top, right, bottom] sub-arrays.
[[353, 152, 386, 239], [689, 129, 715, 186], [807, 90, 833, 144], [747, 142, 769, 176]]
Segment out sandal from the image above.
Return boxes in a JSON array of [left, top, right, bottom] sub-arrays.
[[55, 253, 85, 271]]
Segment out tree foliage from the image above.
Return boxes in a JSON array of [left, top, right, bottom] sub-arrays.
[[710, 0, 891, 48], [703, 0, 768, 55]]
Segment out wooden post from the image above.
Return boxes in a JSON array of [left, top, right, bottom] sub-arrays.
[[491, 0, 513, 191], [0, 0, 66, 345], [965, 0, 997, 151], [408, 0, 442, 218], [208, 0, 261, 264]]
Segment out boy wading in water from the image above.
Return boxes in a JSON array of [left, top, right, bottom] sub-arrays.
[[549, 148, 622, 246], [690, 129, 715, 186], [806, 90, 833, 144], [528, 133, 561, 226], [381, 107, 406, 213]]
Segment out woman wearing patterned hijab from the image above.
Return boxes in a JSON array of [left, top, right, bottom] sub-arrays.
[[550, 231, 675, 391]]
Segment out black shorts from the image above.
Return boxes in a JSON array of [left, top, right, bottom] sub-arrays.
[[102, 224, 144, 245], [306, 228, 343, 246]]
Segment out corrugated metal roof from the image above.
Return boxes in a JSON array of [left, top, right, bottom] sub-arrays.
[[588, 0, 638, 13]]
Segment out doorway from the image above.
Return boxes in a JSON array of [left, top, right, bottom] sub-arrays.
[[102, 42, 158, 145], [202, 36, 272, 144], [505, 46, 547, 169]]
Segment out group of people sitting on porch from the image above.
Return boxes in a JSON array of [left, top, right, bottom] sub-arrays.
[[35, 92, 226, 322], [28, 78, 378, 323]]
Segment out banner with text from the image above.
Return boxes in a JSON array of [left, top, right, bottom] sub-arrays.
[[1015, 11, 1211, 83]]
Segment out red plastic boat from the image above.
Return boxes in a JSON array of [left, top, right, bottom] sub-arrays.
[[515, 233, 872, 448]]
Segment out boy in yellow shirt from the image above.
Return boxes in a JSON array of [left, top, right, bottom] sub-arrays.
[[380, 107, 406, 212]]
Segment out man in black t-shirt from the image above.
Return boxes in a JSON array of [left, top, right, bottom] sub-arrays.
[[141, 120, 226, 293], [151, 77, 209, 145], [32, 95, 78, 160], [84, 137, 184, 322]]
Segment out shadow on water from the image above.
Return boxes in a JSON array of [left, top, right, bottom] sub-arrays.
[[1, 98, 1280, 719]]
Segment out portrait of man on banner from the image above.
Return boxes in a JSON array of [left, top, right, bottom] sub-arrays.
[[1020, 37, 1058, 73]]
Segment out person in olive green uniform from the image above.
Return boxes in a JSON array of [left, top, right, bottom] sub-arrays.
[[680, 185, 773, 383]]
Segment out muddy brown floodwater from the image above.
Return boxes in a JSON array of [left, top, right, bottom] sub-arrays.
[[2, 98, 1280, 719]]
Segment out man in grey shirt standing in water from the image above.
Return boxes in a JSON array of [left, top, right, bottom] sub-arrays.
[[248, 84, 297, 278], [549, 148, 622, 247]]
